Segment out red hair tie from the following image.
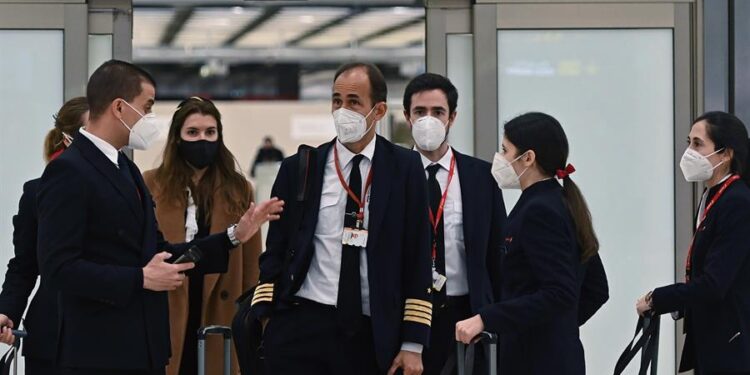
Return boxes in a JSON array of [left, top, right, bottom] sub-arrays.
[[556, 164, 576, 179], [49, 148, 65, 161]]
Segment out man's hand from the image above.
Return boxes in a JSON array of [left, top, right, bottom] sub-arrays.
[[456, 314, 485, 344], [0, 314, 14, 345], [387, 350, 423, 375], [234, 198, 285, 244], [143, 252, 194, 291]]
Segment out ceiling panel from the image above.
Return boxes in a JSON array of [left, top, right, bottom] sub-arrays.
[[235, 7, 349, 47], [173, 7, 262, 48], [299, 7, 424, 48], [133, 8, 174, 48], [362, 21, 424, 48]]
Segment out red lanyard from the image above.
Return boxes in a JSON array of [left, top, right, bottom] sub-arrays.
[[333, 145, 373, 226], [685, 174, 740, 281], [429, 155, 456, 262]]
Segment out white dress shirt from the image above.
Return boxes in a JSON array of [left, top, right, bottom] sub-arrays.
[[79, 128, 120, 167], [419, 146, 469, 296], [296, 137, 375, 315]]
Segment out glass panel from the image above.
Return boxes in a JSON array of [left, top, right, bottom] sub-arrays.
[[89, 34, 113, 77], [446, 34, 474, 156], [0, 31, 63, 375], [497, 29, 675, 375]]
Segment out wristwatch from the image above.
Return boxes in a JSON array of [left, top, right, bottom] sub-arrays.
[[227, 224, 241, 247]]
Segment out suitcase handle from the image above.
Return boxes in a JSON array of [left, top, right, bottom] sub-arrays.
[[198, 325, 232, 340], [457, 331, 498, 375], [198, 325, 232, 375]]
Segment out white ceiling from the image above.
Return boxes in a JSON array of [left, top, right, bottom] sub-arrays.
[[132, 6, 425, 50]]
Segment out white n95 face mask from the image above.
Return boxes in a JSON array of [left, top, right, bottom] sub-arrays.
[[119, 100, 161, 151], [491, 151, 528, 190], [679, 147, 725, 182], [333, 106, 376, 144], [411, 116, 447, 151]]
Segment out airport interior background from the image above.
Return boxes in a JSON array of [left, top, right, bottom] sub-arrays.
[[1, 0, 750, 374]]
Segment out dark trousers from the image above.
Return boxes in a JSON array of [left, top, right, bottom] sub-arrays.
[[25, 357, 60, 375], [61, 368, 165, 375], [423, 295, 473, 375], [263, 299, 380, 375]]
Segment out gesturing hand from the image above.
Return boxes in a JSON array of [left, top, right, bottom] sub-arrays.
[[234, 198, 285, 243]]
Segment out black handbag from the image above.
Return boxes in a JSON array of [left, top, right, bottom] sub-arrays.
[[614, 313, 661, 375]]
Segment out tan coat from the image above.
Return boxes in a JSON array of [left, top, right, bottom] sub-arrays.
[[143, 170, 262, 375]]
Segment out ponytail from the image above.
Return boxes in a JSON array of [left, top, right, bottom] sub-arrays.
[[43, 128, 64, 162], [560, 176, 600, 263]]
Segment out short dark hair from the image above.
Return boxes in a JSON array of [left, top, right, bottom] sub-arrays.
[[403, 73, 458, 115], [333, 62, 387, 104], [87, 60, 156, 120]]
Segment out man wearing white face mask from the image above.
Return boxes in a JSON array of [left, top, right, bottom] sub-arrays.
[[403, 73, 507, 374], [36, 60, 284, 375], [254, 62, 433, 375]]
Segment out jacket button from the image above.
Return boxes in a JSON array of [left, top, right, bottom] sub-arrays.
[[290, 274, 294, 281], [220, 290, 229, 300]]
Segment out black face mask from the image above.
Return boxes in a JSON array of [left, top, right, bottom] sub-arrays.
[[178, 140, 219, 169]]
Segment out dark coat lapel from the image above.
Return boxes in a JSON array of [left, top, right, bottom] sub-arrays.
[[365, 136, 393, 252], [72, 135, 144, 221]]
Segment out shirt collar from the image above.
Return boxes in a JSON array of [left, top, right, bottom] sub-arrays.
[[336, 135, 376, 168], [417, 146, 453, 171], [79, 128, 120, 167]]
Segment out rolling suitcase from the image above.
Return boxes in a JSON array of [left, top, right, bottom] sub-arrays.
[[198, 325, 232, 375], [0, 329, 27, 375], [614, 313, 660, 375], [455, 331, 498, 375]]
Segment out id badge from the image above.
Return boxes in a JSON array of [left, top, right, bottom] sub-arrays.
[[342, 227, 368, 248], [432, 269, 447, 292]]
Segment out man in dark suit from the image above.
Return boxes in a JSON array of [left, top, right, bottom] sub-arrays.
[[250, 136, 284, 177], [36, 60, 283, 375], [250, 62, 433, 375], [402, 73, 506, 374]]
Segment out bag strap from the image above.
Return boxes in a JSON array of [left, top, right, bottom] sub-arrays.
[[614, 314, 660, 375], [456, 331, 498, 375]]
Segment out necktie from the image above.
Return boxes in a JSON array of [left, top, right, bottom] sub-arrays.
[[117, 152, 140, 202], [427, 164, 447, 306], [337, 154, 365, 335]]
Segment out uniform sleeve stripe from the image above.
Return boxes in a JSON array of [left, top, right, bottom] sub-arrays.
[[251, 297, 273, 305], [255, 284, 274, 291], [404, 316, 432, 326], [405, 305, 433, 314], [252, 292, 274, 301], [404, 311, 432, 321], [405, 299, 432, 309]]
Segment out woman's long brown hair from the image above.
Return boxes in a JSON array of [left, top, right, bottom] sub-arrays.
[[152, 97, 250, 220]]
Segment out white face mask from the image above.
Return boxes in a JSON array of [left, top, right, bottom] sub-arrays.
[[119, 100, 160, 150], [679, 147, 725, 182], [411, 116, 447, 151], [333, 106, 376, 144], [491, 151, 528, 190]]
